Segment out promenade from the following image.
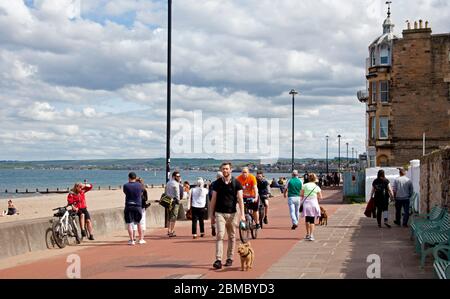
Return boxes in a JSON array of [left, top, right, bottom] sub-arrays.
[[0, 189, 434, 279]]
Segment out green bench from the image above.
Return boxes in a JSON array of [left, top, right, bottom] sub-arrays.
[[415, 212, 450, 268], [410, 206, 446, 240], [432, 245, 450, 279]]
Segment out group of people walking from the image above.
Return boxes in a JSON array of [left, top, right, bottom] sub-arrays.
[[368, 168, 414, 228], [62, 163, 414, 271]]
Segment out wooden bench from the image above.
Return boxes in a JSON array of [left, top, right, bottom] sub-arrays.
[[432, 244, 450, 279], [410, 206, 445, 240], [416, 212, 450, 268]]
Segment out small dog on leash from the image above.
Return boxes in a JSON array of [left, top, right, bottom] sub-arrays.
[[237, 242, 255, 271], [319, 207, 328, 226]]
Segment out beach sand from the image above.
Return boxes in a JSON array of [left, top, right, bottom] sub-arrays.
[[0, 187, 165, 224]]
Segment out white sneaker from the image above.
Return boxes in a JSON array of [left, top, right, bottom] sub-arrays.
[[128, 240, 136, 246], [309, 235, 315, 241], [138, 239, 146, 245]]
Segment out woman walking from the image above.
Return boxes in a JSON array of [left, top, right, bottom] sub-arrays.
[[370, 170, 394, 228], [300, 173, 323, 241], [283, 170, 303, 230], [190, 178, 208, 239]]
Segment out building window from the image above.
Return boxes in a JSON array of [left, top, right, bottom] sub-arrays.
[[380, 81, 389, 103], [380, 46, 390, 65], [371, 48, 376, 66], [371, 117, 376, 139], [379, 117, 389, 139], [371, 81, 377, 103]]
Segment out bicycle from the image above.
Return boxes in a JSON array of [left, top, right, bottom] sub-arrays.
[[239, 198, 259, 243], [51, 206, 81, 248]]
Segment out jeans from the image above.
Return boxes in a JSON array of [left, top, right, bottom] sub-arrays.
[[395, 199, 410, 225], [288, 197, 300, 225]]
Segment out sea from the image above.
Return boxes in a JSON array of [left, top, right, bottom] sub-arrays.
[[0, 169, 292, 200]]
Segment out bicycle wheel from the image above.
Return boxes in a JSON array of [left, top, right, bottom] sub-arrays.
[[69, 218, 81, 245], [251, 217, 258, 239], [52, 221, 67, 249], [239, 216, 251, 243], [45, 227, 56, 249], [259, 205, 265, 229]]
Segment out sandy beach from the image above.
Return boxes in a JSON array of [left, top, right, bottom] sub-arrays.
[[0, 187, 166, 225]]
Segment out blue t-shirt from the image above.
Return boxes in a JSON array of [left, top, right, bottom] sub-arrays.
[[123, 182, 143, 207]]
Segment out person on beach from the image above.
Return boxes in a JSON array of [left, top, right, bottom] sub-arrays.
[[393, 168, 414, 227], [237, 167, 260, 229], [284, 170, 303, 230], [370, 170, 394, 228], [1, 200, 18, 216], [210, 162, 245, 269], [256, 171, 271, 225], [67, 182, 94, 240], [165, 171, 182, 237], [300, 173, 323, 241], [133, 177, 150, 238], [190, 178, 208, 239], [123, 172, 145, 245]]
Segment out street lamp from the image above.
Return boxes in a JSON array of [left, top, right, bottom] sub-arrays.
[[337, 135, 342, 174], [289, 89, 299, 172], [165, 0, 172, 184], [346, 142, 349, 170], [326, 135, 329, 174]]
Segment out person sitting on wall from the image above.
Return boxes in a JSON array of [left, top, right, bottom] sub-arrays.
[[1, 200, 19, 216]]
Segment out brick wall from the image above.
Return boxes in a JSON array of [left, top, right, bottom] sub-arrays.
[[391, 30, 450, 166], [420, 147, 450, 213]]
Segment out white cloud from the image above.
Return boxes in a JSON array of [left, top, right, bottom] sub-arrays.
[[0, 0, 448, 160]]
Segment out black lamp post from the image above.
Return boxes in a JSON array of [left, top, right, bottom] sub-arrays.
[[165, 0, 172, 184], [326, 135, 329, 174], [289, 89, 298, 172], [338, 135, 342, 173], [346, 142, 349, 170]]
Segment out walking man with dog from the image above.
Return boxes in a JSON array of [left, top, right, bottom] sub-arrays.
[[210, 162, 246, 270]]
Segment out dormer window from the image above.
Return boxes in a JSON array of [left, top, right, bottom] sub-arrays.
[[371, 48, 376, 66], [380, 45, 390, 65]]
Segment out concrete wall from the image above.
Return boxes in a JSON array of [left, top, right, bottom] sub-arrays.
[[420, 147, 450, 213], [0, 202, 170, 260]]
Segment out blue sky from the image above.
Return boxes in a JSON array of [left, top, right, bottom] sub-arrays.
[[0, 0, 449, 161]]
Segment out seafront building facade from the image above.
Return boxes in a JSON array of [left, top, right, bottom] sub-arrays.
[[357, 9, 450, 167]]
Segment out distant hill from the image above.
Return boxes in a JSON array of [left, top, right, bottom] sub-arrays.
[[0, 158, 322, 170]]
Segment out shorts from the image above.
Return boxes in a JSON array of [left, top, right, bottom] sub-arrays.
[[305, 216, 315, 224], [244, 198, 259, 212], [260, 195, 269, 207], [77, 208, 91, 221], [168, 203, 180, 222], [133, 208, 146, 231], [124, 206, 143, 225]]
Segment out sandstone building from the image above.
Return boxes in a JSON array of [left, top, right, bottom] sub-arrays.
[[357, 6, 450, 167]]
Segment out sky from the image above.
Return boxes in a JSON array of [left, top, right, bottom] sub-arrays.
[[0, 0, 449, 162]]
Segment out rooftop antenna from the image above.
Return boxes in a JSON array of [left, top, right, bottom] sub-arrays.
[[386, 1, 392, 17]]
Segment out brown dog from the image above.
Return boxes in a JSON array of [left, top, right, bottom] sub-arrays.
[[237, 242, 255, 271], [319, 207, 328, 226]]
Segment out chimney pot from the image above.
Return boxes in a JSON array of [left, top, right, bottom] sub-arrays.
[[419, 19, 423, 29], [425, 21, 429, 28], [414, 21, 418, 29]]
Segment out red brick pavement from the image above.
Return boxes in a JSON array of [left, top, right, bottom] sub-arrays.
[[0, 189, 343, 279]]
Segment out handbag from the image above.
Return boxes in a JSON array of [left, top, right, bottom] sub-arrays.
[[299, 186, 317, 213], [186, 208, 192, 220], [159, 193, 173, 209]]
